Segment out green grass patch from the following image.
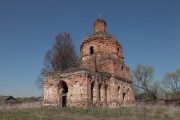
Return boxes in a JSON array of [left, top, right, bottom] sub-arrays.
[[0, 105, 180, 120]]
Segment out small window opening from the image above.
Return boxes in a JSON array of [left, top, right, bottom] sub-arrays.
[[123, 93, 126, 101], [118, 86, 120, 98], [117, 47, 119, 51], [90, 46, 94, 54], [118, 86, 120, 91], [121, 66, 124, 71]]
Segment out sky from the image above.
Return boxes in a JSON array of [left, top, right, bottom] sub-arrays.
[[0, 0, 180, 97]]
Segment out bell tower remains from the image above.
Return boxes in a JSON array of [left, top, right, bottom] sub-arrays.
[[80, 18, 130, 82]]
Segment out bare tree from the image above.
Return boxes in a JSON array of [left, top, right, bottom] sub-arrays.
[[131, 64, 157, 100], [35, 32, 79, 91], [44, 32, 78, 73], [163, 69, 180, 93]]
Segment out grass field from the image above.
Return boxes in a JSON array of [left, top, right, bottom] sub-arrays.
[[0, 103, 180, 120]]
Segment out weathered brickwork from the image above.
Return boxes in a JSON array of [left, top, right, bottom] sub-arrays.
[[43, 18, 135, 108]]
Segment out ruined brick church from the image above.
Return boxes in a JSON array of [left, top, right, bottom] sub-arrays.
[[43, 18, 135, 108]]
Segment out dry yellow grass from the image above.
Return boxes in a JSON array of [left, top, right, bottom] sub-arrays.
[[0, 102, 180, 120]]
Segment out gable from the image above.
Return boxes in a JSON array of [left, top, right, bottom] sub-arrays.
[[0, 96, 17, 104]]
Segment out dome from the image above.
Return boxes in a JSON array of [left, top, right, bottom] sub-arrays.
[[94, 18, 107, 27], [81, 18, 119, 46], [83, 31, 117, 41]]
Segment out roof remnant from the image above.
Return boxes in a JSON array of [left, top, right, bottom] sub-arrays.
[[0, 96, 20, 104]]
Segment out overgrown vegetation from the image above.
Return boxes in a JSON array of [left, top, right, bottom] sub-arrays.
[[0, 103, 180, 120], [132, 64, 180, 101], [131, 64, 158, 101], [163, 69, 180, 94]]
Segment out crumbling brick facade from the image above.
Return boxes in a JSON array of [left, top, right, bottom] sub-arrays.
[[43, 18, 135, 108]]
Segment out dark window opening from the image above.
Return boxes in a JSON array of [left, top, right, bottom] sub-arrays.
[[98, 84, 102, 101], [105, 85, 108, 103], [121, 66, 124, 71], [90, 46, 94, 54], [118, 86, 120, 99], [91, 82, 95, 101], [118, 86, 120, 91], [62, 82, 68, 94], [117, 47, 119, 51], [123, 93, 126, 101]]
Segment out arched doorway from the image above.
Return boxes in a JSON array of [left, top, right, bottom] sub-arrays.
[[122, 86, 126, 101], [59, 81, 68, 107], [123, 93, 126, 101], [91, 81, 95, 102]]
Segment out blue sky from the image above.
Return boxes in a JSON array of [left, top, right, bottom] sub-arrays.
[[0, 0, 180, 97]]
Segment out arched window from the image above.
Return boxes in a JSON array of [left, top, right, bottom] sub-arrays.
[[123, 93, 126, 101], [90, 46, 94, 54], [117, 86, 120, 100]]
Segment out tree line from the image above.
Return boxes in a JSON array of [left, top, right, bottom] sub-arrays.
[[132, 64, 180, 101], [35, 32, 180, 101]]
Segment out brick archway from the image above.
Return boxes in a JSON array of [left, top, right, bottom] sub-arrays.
[[58, 81, 68, 107], [91, 81, 95, 102]]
